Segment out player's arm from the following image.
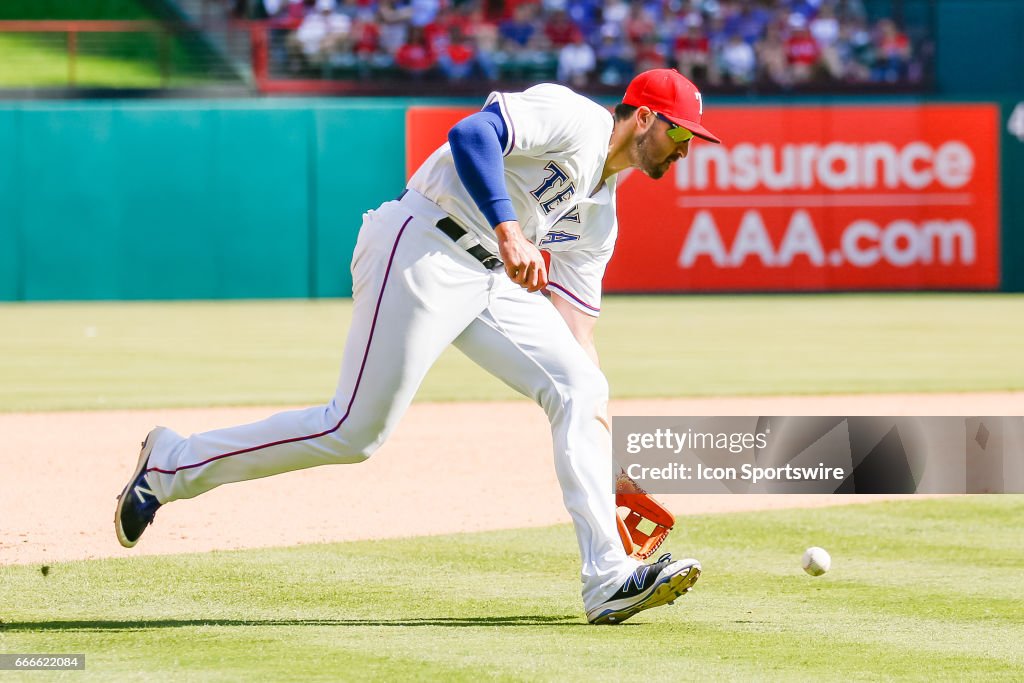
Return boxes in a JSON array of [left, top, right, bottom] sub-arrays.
[[447, 106, 547, 292], [551, 293, 600, 367]]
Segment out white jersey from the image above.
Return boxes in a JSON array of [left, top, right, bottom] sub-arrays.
[[408, 83, 618, 316], [128, 84, 644, 615]]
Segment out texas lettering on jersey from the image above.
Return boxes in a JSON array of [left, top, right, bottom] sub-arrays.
[[540, 230, 581, 246], [410, 83, 617, 315], [531, 161, 581, 226]]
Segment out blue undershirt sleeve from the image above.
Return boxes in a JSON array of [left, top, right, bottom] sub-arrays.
[[447, 102, 517, 228]]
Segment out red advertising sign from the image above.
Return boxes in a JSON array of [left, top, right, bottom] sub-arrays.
[[407, 103, 1000, 291], [406, 107, 468, 178], [610, 104, 1000, 291]]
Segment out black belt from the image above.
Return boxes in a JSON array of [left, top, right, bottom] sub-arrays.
[[397, 189, 503, 270], [435, 217, 503, 270]]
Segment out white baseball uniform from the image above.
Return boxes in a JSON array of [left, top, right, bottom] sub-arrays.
[[141, 83, 640, 610]]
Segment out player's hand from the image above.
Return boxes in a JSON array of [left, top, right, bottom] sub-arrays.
[[495, 221, 548, 292]]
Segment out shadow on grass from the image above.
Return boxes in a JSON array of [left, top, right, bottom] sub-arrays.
[[1, 615, 588, 631]]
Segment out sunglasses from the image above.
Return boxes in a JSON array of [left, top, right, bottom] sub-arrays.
[[655, 113, 695, 143]]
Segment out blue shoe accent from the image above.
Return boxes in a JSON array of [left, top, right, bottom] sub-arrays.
[[114, 428, 165, 548], [586, 554, 701, 625]]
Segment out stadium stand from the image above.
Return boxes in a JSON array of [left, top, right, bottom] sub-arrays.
[[217, 0, 930, 90]]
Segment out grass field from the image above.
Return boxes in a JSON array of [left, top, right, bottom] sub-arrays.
[[0, 0, 234, 88], [1, 294, 1022, 412], [1, 497, 1021, 680], [0, 32, 223, 88], [4, 295, 1021, 679]]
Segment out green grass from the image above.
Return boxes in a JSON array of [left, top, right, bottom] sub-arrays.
[[0, 0, 153, 21], [0, 0, 235, 87], [1, 294, 1022, 412], [1, 497, 1022, 680], [0, 32, 228, 88]]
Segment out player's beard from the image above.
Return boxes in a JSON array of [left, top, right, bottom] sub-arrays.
[[634, 128, 677, 180]]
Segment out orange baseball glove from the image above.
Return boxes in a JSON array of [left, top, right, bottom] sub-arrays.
[[615, 472, 675, 560]]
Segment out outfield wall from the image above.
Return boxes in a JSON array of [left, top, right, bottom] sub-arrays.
[[0, 100, 408, 301], [1, 97, 1022, 300]]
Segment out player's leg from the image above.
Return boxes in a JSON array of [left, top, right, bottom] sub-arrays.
[[141, 203, 490, 504], [451, 283, 641, 611]]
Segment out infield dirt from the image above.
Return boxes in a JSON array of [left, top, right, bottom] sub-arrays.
[[4, 391, 1019, 566]]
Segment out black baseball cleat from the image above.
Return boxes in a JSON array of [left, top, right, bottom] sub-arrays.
[[586, 553, 701, 625], [114, 427, 166, 548]]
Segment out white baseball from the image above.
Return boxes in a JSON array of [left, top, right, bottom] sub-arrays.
[[801, 547, 831, 576]]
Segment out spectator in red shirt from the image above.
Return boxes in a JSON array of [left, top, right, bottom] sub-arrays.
[[873, 18, 910, 83], [634, 34, 667, 72], [624, 0, 656, 47], [395, 25, 437, 77], [544, 10, 580, 49], [425, 7, 474, 54], [439, 25, 478, 80], [784, 13, 820, 83], [351, 16, 381, 56], [501, 0, 538, 20], [424, 12, 452, 54], [345, 14, 395, 78], [673, 19, 709, 83], [273, 0, 307, 28]]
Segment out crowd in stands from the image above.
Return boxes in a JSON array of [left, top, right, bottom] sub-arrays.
[[236, 0, 924, 88]]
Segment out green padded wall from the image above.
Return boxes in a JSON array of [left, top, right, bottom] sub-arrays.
[[0, 109, 19, 300], [1002, 100, 1024, 292], [0, 99, 407, 300], [934, 0, 1024, 96], [311, 102, 408, 298]]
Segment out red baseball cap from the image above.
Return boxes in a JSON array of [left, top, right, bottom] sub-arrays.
[[623, 69, 721, 144]]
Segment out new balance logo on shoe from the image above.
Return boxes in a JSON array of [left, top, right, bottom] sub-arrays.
[[586, 553, 701, 625], [623, 565, 650, 593], [133, 482, 156, 504], [114, 428, 166, 548]]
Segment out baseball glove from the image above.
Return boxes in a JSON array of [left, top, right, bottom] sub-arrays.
[[615, 471, 675, 560]]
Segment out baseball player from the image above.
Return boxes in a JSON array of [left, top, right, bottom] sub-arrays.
[[115, 68, 721, 625]]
